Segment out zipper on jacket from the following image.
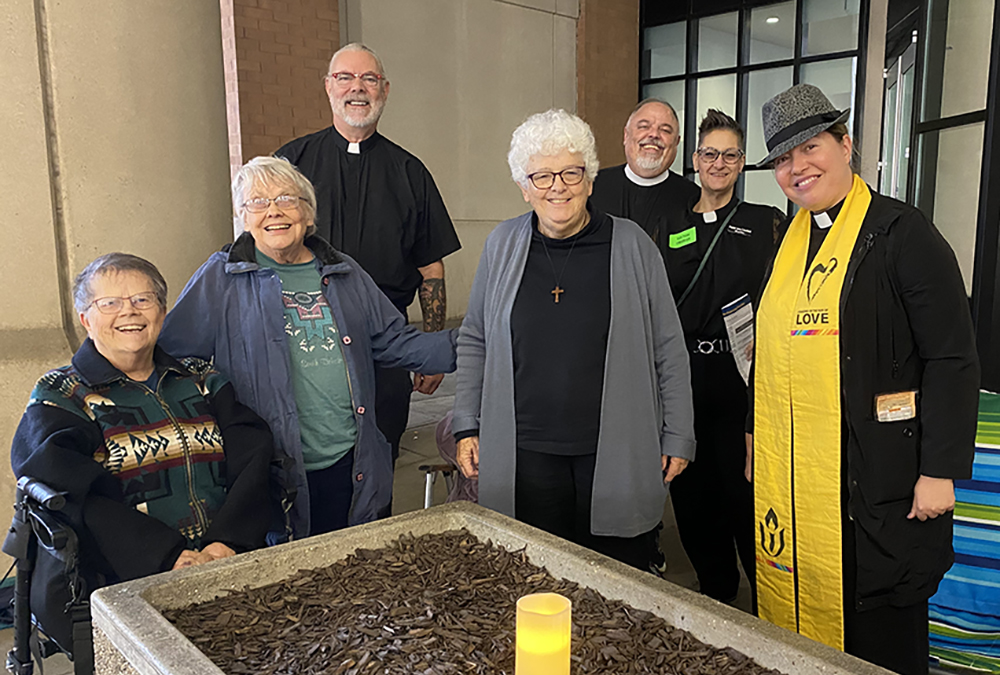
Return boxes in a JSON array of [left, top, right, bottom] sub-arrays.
[[842, 232, 876, 525], [139, 379, 211, 536], [325, 298, 361, 520]]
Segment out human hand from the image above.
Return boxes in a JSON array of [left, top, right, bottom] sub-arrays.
[[201, 542, 237, 561], [907, 476, 955, 521], [457, 436, 480, 479], [745, 433, 753, 482], [413, 373, 445, 395], [172, 549, 211, 570], [662, 456, 689, 483]]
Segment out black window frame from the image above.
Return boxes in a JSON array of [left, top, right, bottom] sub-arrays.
[[639, 0, 871, 212]]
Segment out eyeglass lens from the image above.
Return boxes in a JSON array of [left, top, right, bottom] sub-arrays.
[[699, 148, 743, 164], [529, 168, 585, 189], [244, 196, 301, 213], [332, 72, 381, 87], [93, 293, 158, 314]]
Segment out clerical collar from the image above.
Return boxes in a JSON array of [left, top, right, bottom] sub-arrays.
[[811, 199, 845, 230], [624, 164, 670, 187], [331, 127, 380, 154]]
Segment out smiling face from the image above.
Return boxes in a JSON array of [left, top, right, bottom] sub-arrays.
[[242, 179, 313, 262], [79, 270, 165, 374], [325, 49, 389, 135], [773, 131, 854, 212], [519, 149, 593, 239], [693, 129, 745, 195], [624, 102, 681, 178]]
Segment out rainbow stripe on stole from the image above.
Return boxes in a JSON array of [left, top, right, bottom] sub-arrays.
[[754, 175, 871, 650]]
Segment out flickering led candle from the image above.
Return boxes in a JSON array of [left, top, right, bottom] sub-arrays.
[[515, 592, 571, 675]]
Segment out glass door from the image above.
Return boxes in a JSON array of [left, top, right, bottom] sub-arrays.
[[880, 40, 917, 200]]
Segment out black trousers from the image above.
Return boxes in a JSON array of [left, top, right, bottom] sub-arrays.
[[306, 450, 355, 536], [670, 353, 755, 601], [514, 448, 660, 571], [374, 365, 412, 464], [843, 518, 930, 675]]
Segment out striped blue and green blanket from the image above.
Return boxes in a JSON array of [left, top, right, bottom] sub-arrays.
[[929, 390, 1000, 672]]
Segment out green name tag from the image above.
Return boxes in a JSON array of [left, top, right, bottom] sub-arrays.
[[669, 227, 697, 249]]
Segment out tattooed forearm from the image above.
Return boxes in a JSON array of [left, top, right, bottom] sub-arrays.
[[419, 277, 446, 332]]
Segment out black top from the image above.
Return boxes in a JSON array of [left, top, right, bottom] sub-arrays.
[[277, 127, 461, 313], [805, 199, 845, 272], [590, 164, 700, 256], [511, 207, 613, 455], [668, 197, 783, 338]]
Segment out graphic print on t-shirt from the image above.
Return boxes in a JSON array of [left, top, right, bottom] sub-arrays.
[[282, 290, 340, 357]]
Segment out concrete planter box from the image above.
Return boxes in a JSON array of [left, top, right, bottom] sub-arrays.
[[91, 502, 889, 675]]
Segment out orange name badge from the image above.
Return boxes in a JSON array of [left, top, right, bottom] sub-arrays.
[[875, 390, 917, 422]]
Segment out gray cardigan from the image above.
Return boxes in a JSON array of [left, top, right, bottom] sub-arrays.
[[453, 212, 696, 538]]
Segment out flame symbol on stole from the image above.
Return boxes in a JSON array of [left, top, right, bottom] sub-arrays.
[[760, 508, 786, 558]]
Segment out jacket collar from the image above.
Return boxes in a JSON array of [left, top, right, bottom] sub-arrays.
[[857, 188, 905, 237], [222, 232, 350, 275], [71, 339, 189, 388], [329, 127, 382, 154]]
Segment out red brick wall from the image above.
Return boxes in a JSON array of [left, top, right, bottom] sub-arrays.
[[222, 0, 338, 173]]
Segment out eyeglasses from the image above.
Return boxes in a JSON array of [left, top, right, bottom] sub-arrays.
[[696, 147, 745, 165], [88, 292, 159, 315], [526, 167, 587, 190], [327, 71, 384, 88], [242, 195, 304, 213]]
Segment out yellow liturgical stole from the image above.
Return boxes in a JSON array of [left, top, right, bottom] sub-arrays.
[[754, 175, 871, 650]]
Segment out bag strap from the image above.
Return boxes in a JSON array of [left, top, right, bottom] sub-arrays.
[[677, 202, 740, 308]]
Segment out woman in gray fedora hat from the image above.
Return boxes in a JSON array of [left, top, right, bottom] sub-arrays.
[[746, 83, 979, 674]]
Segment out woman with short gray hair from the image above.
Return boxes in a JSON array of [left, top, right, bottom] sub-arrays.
[[12, 252, 273, 653], [160, 156, 456, 541], [453, 109, 695, 571]]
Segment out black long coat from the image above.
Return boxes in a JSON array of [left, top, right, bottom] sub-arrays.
[[753, 188, 980, 611]]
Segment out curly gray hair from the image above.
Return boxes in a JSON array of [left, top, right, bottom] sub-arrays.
[[507, 109, 599, 188], [73, 253, 168, 314], [232, 156, 318, 236]]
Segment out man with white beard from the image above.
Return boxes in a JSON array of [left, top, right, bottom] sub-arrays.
[[277, 44, 460, 487], [590, 98, 699, 577], [591, 99, 700, 258]]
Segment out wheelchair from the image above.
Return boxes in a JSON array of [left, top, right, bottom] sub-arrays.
[[2, 476, 93, 675]]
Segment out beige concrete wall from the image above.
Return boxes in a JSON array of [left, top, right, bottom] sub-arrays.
[[1, 0, 233, 564], [340, 0, 579, 322]]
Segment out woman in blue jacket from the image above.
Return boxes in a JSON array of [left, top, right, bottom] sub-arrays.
[[160, 156, 456, 540]]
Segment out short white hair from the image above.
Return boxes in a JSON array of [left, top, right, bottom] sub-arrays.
[[327, 43, 387, 80], [232, 156, 318, 236], [507, 109, 599, 188]]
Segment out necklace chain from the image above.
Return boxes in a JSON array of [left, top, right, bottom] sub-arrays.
[[539, 233, 579, 304]]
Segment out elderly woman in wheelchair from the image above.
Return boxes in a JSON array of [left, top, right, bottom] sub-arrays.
[[9, 253, 273, 661]]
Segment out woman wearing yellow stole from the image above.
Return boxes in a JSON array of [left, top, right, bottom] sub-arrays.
[[748, 83, 979, 674]]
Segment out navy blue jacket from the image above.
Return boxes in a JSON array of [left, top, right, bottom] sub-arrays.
[[160, 233, 457, 537]]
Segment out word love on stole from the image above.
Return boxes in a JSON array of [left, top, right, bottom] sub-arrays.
[[795, 308, 830, 325]]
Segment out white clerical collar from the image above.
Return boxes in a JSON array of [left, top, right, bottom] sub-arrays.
[[624, 164, 670, 186], [813, 211, 833, 229], [347, 142, 361, 154], [702, 211, 717, 223]]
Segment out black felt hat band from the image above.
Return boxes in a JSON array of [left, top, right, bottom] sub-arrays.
[[766, 110, 844, 152]]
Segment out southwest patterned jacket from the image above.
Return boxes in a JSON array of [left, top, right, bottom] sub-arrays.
[[11, 339, 273, 583]]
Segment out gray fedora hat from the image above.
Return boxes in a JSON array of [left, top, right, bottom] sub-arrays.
[[758, 83, 850, 166]]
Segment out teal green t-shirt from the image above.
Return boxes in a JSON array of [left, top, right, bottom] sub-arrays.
[[256, 249, 357, 471]]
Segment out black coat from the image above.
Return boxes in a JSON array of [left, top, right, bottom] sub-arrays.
[[753, 189, 980, 610]]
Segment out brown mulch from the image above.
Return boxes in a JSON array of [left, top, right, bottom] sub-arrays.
[[162, 529, 784, 675]]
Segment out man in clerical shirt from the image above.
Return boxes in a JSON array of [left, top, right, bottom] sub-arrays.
[[277, 43, 461, 481], [591, 98, 700, 256]]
